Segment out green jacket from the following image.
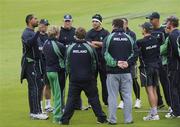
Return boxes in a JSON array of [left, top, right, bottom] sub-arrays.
[[160, 37, 169, 65]]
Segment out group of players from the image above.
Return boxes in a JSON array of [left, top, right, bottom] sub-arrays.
[[20, 12, 180, 125]]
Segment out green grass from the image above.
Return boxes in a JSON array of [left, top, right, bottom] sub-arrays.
[[0, 0, 180, 127]]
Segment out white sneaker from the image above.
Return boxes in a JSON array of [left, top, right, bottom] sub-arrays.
[[165, 112, 180, 119], [143, 114, 160, 121], [30, 113, 49, 120], [134, 99, 141, 109], [37, 113, 49, 120], [30, 113, 38, 119], [165, 112, 173, 118], [117, 101, 124, 109]]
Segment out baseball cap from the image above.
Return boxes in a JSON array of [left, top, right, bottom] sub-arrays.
[[140, 22, 153, 31], [146, 12, 160, 20], [92, 14, 102, 23], [64, 14, 72, 21], [39, 19, 50, 26]]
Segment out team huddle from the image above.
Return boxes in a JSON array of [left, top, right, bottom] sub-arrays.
[[20, 12, 180, 125]]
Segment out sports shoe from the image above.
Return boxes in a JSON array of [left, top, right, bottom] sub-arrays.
[[165, 112, 180, 119], [107, 119, 117, 125], [117, 101, 124, 109], [143, 114, 160, 121], [97, 119, 108, 124], [134, 99, 141, 109], [108, 122, 117, 125], [30, 113, 49, 120], [165, 112, 174, 118], [124, 121, 134, 124]]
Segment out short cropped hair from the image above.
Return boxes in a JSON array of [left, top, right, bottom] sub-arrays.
[[75, 27, 86, 39], [25, 14, 34, 25], [47, 25, 60, 38], [112, 18, 124, 28], [166, 16, 179, 27]]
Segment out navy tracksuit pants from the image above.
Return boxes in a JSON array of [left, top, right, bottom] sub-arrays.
[[25, 63, 43, 114], [61, 78, 106, 123], [157, 65, 171, 106], [169, 70, 180, 116]]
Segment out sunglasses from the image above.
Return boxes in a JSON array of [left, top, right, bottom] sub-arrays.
[[92, 20, 99, 23], [64, 20, 72, 22]]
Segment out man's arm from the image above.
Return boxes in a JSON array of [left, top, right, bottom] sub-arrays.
[[102, 36, 107, 57], [87, 41, 99, 48], [22, 31, 40, 47], [92, 30, 110, 48], [127, 40, 139, 66], [91, 41, 102, 47], [160, 37, 168, 55], [85, 30, 104, 48]]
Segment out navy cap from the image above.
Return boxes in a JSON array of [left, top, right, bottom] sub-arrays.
[[140, 22, 153, 31], [39, 19, 50, 26], [64, 14, 72, 21], [92, 14, 102, 23], [146, 12, 160, 20]]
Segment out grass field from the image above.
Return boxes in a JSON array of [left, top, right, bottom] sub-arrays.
[[0, 0, 180, 127]]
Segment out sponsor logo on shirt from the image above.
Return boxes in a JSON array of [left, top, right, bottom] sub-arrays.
[[146, 45, 157, 50], [113, 37, 128, 41], [73, 50, 87, 54]]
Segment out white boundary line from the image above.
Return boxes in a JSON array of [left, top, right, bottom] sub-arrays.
[[135, 110, 168, 113]]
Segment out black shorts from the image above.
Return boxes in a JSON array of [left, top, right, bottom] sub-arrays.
[[140, 67, 159, 87]]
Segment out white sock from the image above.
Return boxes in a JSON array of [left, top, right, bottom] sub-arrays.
[[150, 107, 157, 116], [45, 99, 51, 108]]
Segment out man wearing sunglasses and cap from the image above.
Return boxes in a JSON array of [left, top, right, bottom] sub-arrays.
[[146, 12, 171, 110], [37, 19, 54, 113], [58, 14, 82, 110], [86, 14, 109, 106], [59, 14, 76, 48]]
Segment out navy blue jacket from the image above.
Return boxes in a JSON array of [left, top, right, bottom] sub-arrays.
[[67, 40, 98, 82], [21, 28, 41, 60], [126, 28, 136, 42], [43, 38, 65, 72], [20, 28, 41, 83], [37, 33, 48, 52], [58, 26, 76, 48], [137, 35, 161, 68], [167, 29, 180, 70], [86, 28, 109, 62], [37, 33, 48, 72], [151, 26, 168, 45], [102, 28, 138, 74]]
